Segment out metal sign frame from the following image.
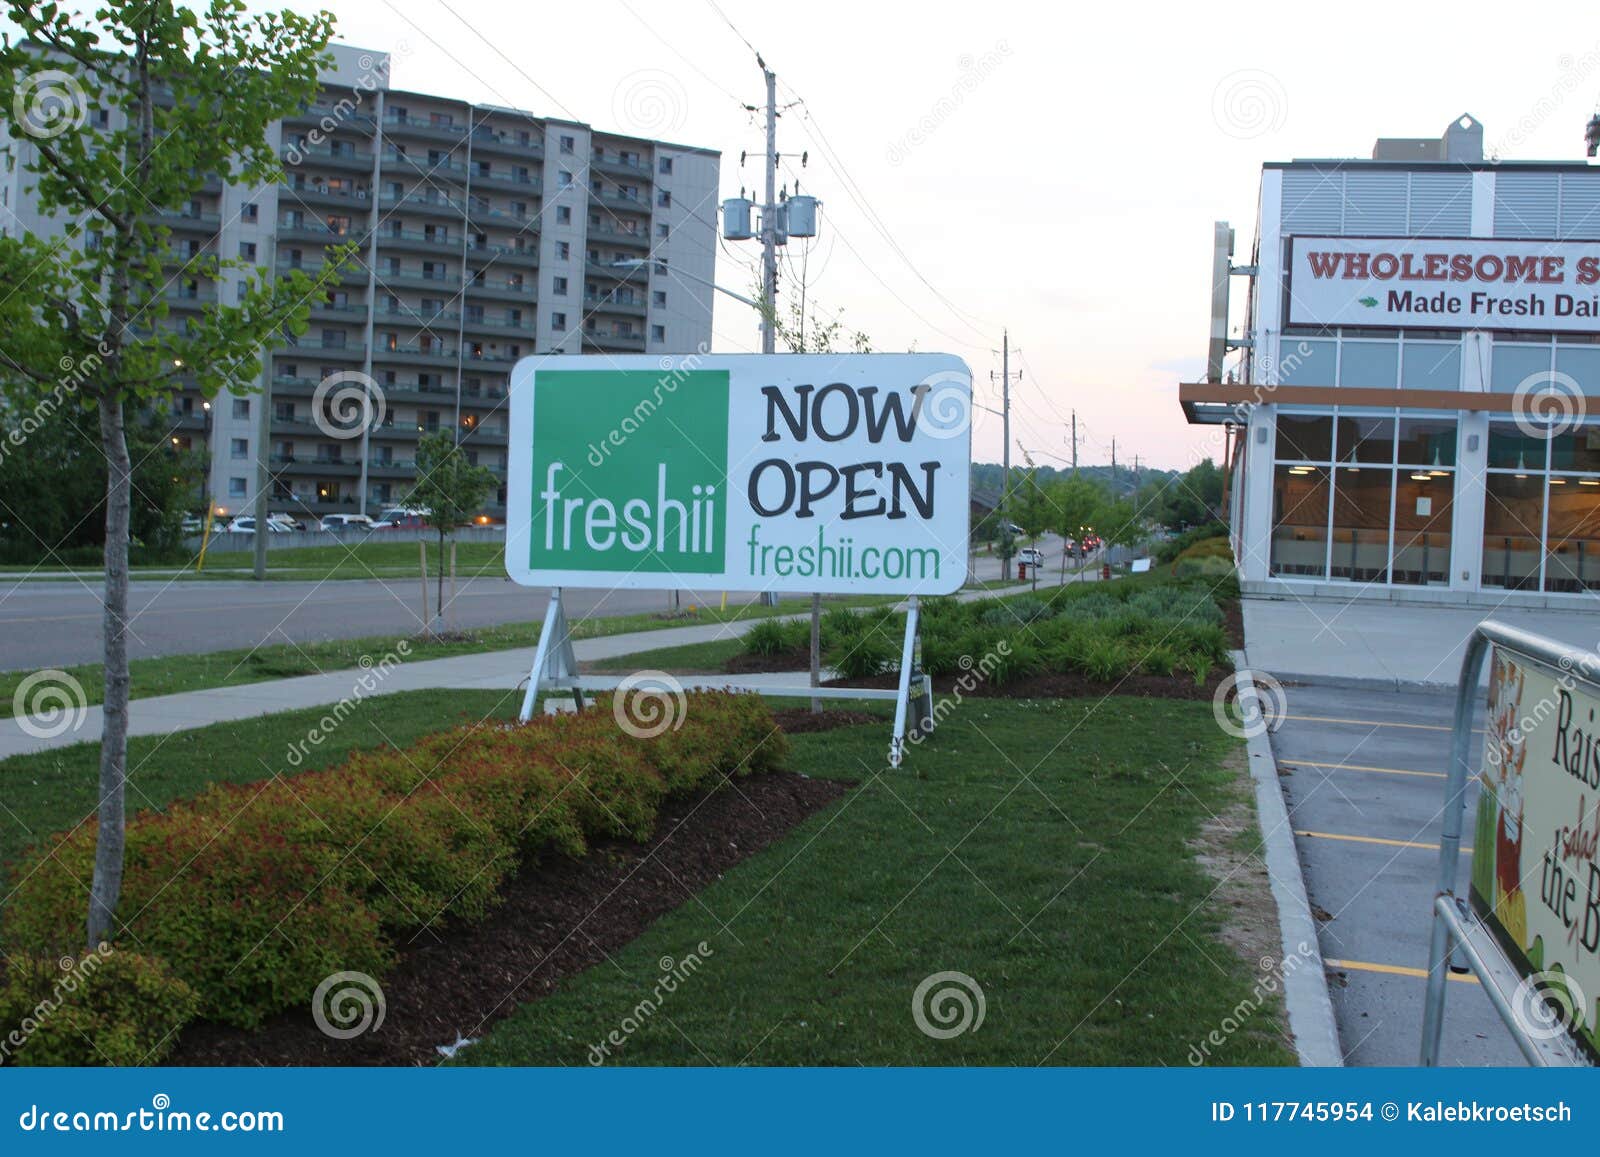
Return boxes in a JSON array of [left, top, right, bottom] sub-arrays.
[[516, 588, 937, 768], [1420, 619, 1593, 1067]]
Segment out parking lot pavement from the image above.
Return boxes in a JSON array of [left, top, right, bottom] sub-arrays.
[[1267, 681, 1525, 1064]]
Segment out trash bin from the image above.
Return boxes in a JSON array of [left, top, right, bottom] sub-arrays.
[[1018, 561, 1028, 581], [1101, 563, 1112, 581]]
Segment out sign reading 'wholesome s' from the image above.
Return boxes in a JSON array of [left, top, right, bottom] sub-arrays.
[[505, 353, 972, 594], [1287, 236, 1600, 333]]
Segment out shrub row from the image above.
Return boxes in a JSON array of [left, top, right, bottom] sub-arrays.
[[2, 692, 786, 1062], [756, 578, 1235, 689]]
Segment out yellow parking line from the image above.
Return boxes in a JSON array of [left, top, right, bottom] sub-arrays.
[[1286, 759, 1445, 780], [1325, 958, 1479, 985], [1295, 829, 1440, 851], [1281, 713, 1484, 735]]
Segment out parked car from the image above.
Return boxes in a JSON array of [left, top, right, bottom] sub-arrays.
[[226, 516, 288, 534], [320, 513, 375, 533], [268, 513, 306, 531], [180, 513, 204, 535], [1018, 547, 1045, 567], [372, 507, 428, 530]]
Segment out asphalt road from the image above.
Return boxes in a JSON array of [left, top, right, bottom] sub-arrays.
[[1268, 682, 1523, 1065], [0, 577, 769, 671]]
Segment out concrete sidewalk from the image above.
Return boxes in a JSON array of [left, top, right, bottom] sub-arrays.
[[1242, 595, 1600, 688], [0, 577, 1077, 762]]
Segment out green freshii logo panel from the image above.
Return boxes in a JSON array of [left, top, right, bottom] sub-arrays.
[[530, 369, 729, 575]]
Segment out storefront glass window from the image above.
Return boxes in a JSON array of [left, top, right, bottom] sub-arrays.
[[1329, 466, 1392, 583], [1392, 469, 1452, 586], [1483, 474, 1545, 591], [1270, 464, 1330, 579], [1275, 413, 1333, 461], [1277, 339, 1336, 386], [1339, 341, 1398, 388], [1490, 343, 1554, 392], [1555, 345, 1600, 395]]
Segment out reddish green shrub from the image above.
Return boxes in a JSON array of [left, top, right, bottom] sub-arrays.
[[3, 691, 787, 1039], [0, 947, 198, 1066]]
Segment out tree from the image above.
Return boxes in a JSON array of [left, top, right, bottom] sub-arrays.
[[1042, 475, 1107, 583], [0, 403, 202, 564], [408, 430, 495, 631], [0, 1, 345, 946]]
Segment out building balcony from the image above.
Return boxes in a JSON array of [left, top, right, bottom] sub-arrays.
[[460, 348, 521, 366], [462, 425, 509, 445], [278, 221, 367, 247], [373, 227, 461, 254], [378, 303, 460, 328], [165, 289, 219, 311], [379, 192, 464, 219], [365, 457, 417, 477], [461, 312, 534, 336], [285, 104, 377, 134], [585, 259, 647, 283], [591, 154, 653, 183], [466, 203, 533, 230], [589, 189, 651, 216], [270, 374, 320, 396], [367, 423, 422, 442], [372, 342, 458, 367], [585, 293, 646, 318], [382, 115, 469, 144], [380, 382, 457, 406], [282, 182, 374, 211], [382, 151, 467, 181], [467, 241, 538, 266], [284, 145, 374, 173], [280, 338, 364, 361], [375, 268, 461, 291], [307, 300, 368, 323], [583, 331, 646, 353], [463, 275, 535, 303], [470, 170, 541, 194], [276, 259, 368, 287], [471, 130, 542, 159], [153, 209, 221, 234], [589, 223, 650, 251]]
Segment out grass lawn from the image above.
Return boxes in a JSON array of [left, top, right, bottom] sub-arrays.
[[0, 687, 1289, 1065], [585, 637, 751, 673], [0, 599, 840, 719], [466, 696, 1291, 1067]]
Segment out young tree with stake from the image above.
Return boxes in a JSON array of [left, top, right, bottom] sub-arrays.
[[0, 0, 348, 947], [409, 429, 495, 632]]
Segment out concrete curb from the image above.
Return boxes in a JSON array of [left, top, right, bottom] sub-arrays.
[[1232, 652, 1344, 1067]]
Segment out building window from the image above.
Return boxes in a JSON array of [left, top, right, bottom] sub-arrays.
[[556, 241, 570, 260], [559, 134, 574, 154], [652, 290, 666, 307], [559, 169, 572, 187], [552, 276, 567, 295], [659, 156, 673, 175], [651, 324, 665, 342], [1483, 419, 1600, 592], [551, 311, 566, 329], [556, 205, 571, 224], [228, 477, 247, 498], [241, 202, 258, 223], [239, 241, 257, 261], [1270, 410, 1456, 587], [232, 398, 250, 419], [657, 190, 671, 208], [230, 437, 248, 459], [656, 223, 669, 239]]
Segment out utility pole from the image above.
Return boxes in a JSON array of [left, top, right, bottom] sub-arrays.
[[1110, 438, 1117, 492], [991, 330, 1021, 580], [760, 57, 777, 357], [1070, 410, 1078, 475]]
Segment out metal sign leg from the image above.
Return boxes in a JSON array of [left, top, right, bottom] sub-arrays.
[[889, 596, 921, 768], [519, 588, 570, 722]]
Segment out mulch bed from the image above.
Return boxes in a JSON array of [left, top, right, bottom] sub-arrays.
[[770, 707, 880, 733], [722, 645, 809, 675], [170, 771, 849, 1067]]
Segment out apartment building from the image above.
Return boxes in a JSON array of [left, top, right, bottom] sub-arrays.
[[0, 45, 719, 523], [1181, 115, 1600, 606]]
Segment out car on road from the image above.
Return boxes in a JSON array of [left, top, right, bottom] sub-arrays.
[[320, 513, 375, 533], [180, 513, 205, 535], [226, 516, 289, 534], [1018, 547, 1045, 567]]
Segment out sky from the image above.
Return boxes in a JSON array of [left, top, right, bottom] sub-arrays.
[[57, 1, 1600, 469]]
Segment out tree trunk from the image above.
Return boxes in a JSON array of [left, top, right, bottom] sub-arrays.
[[87, 394, 132, 948], [435, 527, 445, 628]]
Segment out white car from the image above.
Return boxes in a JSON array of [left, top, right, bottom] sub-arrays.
[[1018, 547, 1045, 566], [320, 513, 375, 532], [226, 516, 288, 534]]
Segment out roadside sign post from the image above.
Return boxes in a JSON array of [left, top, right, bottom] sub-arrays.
[[504, 352, 971, 766], [1420, 619, 1595, 1067]]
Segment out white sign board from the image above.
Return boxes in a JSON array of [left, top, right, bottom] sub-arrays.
[[505, 353, 972, 595], [1286, 236, 1600, 333]]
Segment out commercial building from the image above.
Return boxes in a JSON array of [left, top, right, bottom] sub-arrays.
[[0, 45, 719, 523], [1182, 115, 1600, 605]]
